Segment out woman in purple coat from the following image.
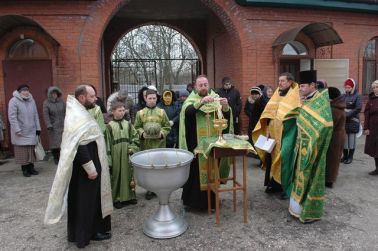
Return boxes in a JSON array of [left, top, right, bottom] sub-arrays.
[[364, 80, 378, 175]]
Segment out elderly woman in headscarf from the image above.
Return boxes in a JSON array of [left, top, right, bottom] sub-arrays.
[[8, 84, 41, 177], [43, 86, 66, 164]]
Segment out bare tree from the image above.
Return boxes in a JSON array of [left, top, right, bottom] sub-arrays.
[[112, 25, 198, 92]]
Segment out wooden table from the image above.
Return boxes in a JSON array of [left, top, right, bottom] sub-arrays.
[[206, 147, 248, 224]]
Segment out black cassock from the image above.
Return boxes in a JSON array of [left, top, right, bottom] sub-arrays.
[[181, 104, 230, 210], [67, 141, 111, 247]]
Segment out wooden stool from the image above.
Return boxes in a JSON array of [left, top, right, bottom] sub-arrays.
[[206, 147, 248, 224]]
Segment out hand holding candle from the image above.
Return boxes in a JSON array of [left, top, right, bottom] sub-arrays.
[[219, 97, 228, 112]]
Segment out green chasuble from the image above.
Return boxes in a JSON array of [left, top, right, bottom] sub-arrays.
[[179, 90, 233, 191], [105, 119, 140, 203], [134, 106, 171, 150], [285, 90, 333, 223], [89, 105, 106, 132]]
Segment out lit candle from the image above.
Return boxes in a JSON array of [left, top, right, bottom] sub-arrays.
[[217, 103, 223, 119]]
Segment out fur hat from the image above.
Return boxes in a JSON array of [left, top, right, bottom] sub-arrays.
[[118, 89, 128, 98], [17, 84, 30, 92], [299, 70, 317, 84]]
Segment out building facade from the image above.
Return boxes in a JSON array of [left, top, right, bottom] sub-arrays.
[[0, 0, 377, 147]]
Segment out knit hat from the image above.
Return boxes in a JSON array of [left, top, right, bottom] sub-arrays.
[[250, 86, 262, 95], [17, 84, 29, 92], [179, 89, 189, 97], [148, 85, 158, 93], [258, 84, 265, 91], [328, 87, 341, 100], [344, 78, 355, 88], [316, 80, 327, 90]]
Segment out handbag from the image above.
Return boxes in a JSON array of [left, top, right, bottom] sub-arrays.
[[35, 136, 46, 161], [345, 117, 360, 134]]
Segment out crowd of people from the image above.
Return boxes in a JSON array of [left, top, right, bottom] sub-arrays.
[[0, 73, 377, 247]]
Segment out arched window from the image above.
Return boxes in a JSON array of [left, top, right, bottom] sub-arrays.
[[282, 41, 308, 56], [363, 37, 377, 94], [7, 39, 49, 59], [279, 41, 309, 81]]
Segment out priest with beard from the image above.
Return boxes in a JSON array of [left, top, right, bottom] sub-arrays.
[[179, 75, 232, 211], [45, 85, 113, 249]]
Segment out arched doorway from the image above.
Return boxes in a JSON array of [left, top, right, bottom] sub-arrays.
[[101, 0, 243, 99], [273, 22, 343, 82], [0, 15, 60, 150], [3, 38, 52, 148]]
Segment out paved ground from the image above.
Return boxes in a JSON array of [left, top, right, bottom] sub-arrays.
[[0, 136, 377, 250]]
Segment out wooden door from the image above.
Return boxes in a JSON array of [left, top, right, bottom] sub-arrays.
[[280, 59, 300, 81], [3, 60, 52, 149]]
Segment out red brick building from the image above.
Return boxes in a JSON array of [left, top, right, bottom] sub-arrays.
[[0, 0, 377, 146]]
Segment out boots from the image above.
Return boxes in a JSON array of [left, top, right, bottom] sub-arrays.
[[340, 149, 348, 163], [21, 165, 31, 177], [27, 163, 39, 175], [369, 158, 378, 175], [368, 169, 378, 175], [52, 149, 60, 165], [344, 149, 354, 164]]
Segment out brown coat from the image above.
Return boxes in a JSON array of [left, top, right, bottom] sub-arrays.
[[326, 95, 346, 183], [364, 93, 378, 158]]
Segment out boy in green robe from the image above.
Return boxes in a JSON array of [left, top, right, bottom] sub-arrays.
[[134, 89, 171, 199], [105, 102, 140, 209], [89, 104, 106, 132]]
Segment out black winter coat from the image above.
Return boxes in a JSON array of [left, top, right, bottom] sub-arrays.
[[344, 91, 362, 133], [217, 86, 242, 119]]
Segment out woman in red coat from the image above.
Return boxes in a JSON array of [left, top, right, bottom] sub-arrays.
[[364, 80, 378, 175]]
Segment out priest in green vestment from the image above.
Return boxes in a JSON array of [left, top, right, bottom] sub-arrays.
[[285, 70, 333, 223], [105, 102, 140, 209], [178, 75, 233, 210]]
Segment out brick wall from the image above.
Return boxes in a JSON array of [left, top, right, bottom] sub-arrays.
[[0, 0, 377, 141]]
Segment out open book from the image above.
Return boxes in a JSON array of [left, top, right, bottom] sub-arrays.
[[254, 135, 276, 153]]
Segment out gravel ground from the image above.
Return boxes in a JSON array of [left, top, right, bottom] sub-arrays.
[[0, 136, 377, 250]]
